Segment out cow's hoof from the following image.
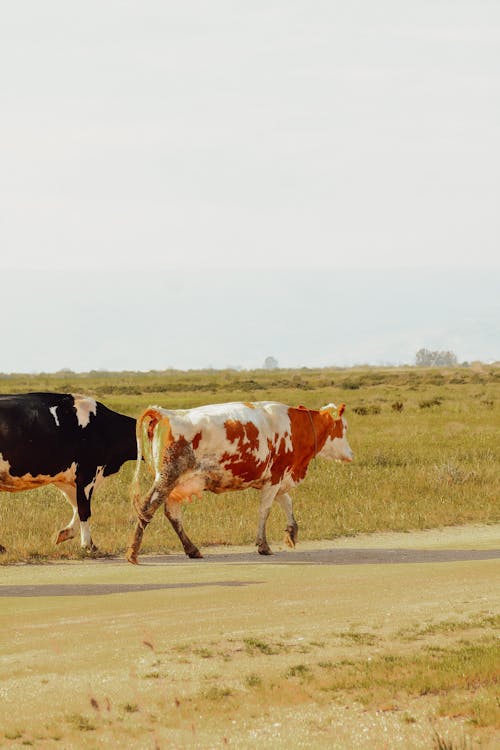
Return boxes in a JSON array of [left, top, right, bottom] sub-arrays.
[[284, 525, 298, 548], [187, 548, 203, 559], [126, 549, 139, 565], [257, 545, 273, 556], [55, 528, 74, 545], [0, 544, 6, 554], [81, 544, 100, 558]]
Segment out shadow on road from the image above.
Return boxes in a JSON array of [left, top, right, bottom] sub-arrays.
[[0, 580, 260, 597], [136, 547, 500, 567]]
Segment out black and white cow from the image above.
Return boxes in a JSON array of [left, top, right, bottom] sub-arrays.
[[0, 392, 137, 553]]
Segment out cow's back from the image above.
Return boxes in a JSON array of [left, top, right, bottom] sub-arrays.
[[0, 392, 136, 481], [0, 394, 83, 476], [166, 401, 289, 442]]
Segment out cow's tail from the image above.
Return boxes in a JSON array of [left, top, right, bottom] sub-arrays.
[[130, 408, 161, 519]]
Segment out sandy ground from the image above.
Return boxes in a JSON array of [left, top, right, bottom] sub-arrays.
[[0, 524, 499, 749]]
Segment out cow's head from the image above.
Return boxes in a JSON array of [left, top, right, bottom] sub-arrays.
[[318, 403, 353, 463]]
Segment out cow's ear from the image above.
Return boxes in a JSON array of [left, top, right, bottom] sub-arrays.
[[320, 403, 345, 420], [320, 403, 337, 417]]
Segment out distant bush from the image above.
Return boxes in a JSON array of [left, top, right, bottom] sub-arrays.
[[342, 379, 361, 390], [391, 401, 404, 412], [352, 404, 381, 416], [419, 397, 443, 409]]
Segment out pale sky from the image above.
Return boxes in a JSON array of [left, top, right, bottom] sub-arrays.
[[0, 2, 498, 371]]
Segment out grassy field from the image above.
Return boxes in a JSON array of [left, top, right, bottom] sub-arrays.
[[0, 365, 499, 562]]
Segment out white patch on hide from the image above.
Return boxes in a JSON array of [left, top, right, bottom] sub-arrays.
[[49, 405, 60, 426], [72, 395, 97, 428]]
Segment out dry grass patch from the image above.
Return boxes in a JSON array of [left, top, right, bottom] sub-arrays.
[[313, 639, 499, 722], [397, 613, 500, 641]]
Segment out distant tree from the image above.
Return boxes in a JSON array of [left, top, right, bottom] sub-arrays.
[[415, 349, 458, 367], [264, 356, 279, 370]]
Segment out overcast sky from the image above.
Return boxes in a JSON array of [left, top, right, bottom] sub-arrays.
[[0, 2, 498, 371]]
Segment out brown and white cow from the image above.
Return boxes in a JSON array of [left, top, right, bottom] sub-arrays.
[[126, 400, 353, 564]]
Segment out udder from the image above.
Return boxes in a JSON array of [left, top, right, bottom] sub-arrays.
[[168, 475, 206, 503]]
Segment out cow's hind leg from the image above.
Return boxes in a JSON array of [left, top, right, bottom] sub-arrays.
[[55, 486, 79, 545], [126, 485, 165, 565], [275, 492, 298, 548], [256, 485, 280, 555], [127, 445, 196, 564], [164, 498, 202, 559]]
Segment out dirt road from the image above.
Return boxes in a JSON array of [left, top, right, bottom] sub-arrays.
[[0, 524, 499, 749]]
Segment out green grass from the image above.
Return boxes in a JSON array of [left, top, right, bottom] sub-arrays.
[[0, 365, 499, 562], [313, 638, 500, 729]]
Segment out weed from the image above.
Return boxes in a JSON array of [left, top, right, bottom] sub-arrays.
[[285, 664, 311, 678], [67, 714, 96, 731], [123, 703, 139, 713], [339, 631, 378, 646], [243, 637, 276, 655], [342, 379, 361, 390], [203, 686, 232, 701], [352, 404, 381, 415], [419, 397, 443, 408], [433, 730, 472, 750], [433, 463, 475, 485], [194, 647, 214, 659], [245, 673, 263, 688]]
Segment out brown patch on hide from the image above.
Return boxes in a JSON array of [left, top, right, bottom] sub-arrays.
[[222, 419, 266, 483]]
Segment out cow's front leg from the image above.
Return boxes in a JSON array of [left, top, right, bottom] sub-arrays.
[[76, 481, 98, 553], [164, 497, 202, 559], [256, 485, 280, 555], [126, 486, 165, 564], [275, 491, 299, 548], [55, 484, 97, 552]]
